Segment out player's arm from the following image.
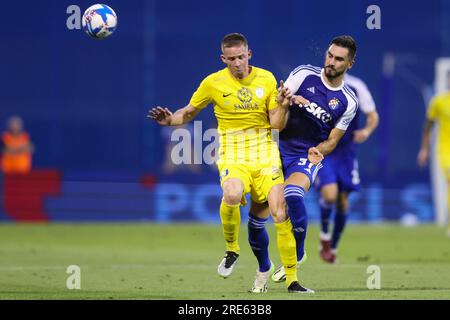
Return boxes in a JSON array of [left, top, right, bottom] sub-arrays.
[[315, 95, 358, 157], [417, 118, 435, 167], [352, 81, 379, 143], [147, 104, 201, 126], [269, 80, 293, 130], [269, 68, 311, 130], [315, 127, 346, 156], [272, 95, 311, 130], [353, 110, 379, 143], [148, 75, 212, 126], [417, 95, 440, 167]]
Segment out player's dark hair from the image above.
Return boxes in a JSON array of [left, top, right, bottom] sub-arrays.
[[221, 33, 248, 52], [330, 35, 357, 60]]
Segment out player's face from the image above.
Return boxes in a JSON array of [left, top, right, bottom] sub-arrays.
[[324, 44, 354, 79], [221, 44, 252, 79]]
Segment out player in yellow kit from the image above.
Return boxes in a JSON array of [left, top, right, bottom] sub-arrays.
[[148, 33, 314, 293], [418, 80, 450, 237]]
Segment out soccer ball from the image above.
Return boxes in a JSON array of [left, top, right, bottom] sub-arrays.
[[82, 4, 118, 39]]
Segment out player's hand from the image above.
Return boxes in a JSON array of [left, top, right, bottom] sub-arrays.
[[353, 129, 370, 143], [417, 148, 429, 167], [291, 95, 310, 107], [147, 106, 173, 126], [277, 80, 293, 108], [308, 147, 324, 165]]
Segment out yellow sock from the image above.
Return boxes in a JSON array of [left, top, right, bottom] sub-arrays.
[[220, 200, 241, 254], [447, 188, 450, 232], [274, 218, 298, 287], [447, 188, 450, 217]]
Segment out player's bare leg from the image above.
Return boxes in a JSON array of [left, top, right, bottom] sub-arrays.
[[217, 178, 243, 278]]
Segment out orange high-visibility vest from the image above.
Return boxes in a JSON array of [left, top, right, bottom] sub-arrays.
[[1, 132, 32, 173]]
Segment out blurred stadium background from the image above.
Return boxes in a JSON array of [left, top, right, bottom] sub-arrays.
[[0, 0, 450, 300]]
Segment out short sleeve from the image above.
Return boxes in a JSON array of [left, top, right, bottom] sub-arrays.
[[284, 65, 318, 94], [354, 81, 376, 113], [336, 99, 358, 131], [267, 74, 278, 111], [427, 96, 440, 120], [189, 76, 213, 110]]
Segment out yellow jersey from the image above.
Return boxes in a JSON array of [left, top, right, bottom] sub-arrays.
[[427, 93, 450, 165], [189, 66, 279, 164]]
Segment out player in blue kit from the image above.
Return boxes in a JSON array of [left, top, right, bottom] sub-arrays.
[[271, 36, 359, 287], [316, 73, 379, 264]]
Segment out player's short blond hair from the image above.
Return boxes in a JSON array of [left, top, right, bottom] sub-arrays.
[[221, 33, 248, 53]]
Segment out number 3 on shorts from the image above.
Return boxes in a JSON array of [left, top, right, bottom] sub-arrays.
[[298, 157, 313, 169]]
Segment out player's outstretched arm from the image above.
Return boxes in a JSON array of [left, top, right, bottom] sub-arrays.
[[291, 95, 310, 106], [316, 127, 346, 156], [307, 147, 324, 165], [417, 119, 434, 167], [353, 110, 379, 143], [269, 80, 293, 130], [147, 104, 201, 126]]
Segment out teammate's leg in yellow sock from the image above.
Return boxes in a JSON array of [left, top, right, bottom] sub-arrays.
[[274, 218, 298, 286], [447, 186, 450, 235], [220, 200, 241, 254]]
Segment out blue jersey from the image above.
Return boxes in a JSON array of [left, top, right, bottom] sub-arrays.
[[279, 65, 358, 157], [332, 73, 376, 157], [315, 73, 376, 191]]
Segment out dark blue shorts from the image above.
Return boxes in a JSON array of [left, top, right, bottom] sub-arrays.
[[281, 150, 323, 185], [315, 153, 360, 193]]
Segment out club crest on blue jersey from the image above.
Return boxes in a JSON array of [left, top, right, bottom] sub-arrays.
[[328, 98, 340, 110]]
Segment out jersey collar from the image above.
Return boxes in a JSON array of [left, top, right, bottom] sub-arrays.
[[320, 68, 345, 91], [226, 66, 257, 85]]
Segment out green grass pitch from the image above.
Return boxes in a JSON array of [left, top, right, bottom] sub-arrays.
[[0, 223, 449, 300]]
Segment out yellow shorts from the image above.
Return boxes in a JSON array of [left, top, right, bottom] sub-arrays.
[[440, 164, 450, 180], [438, 154, 450, 179], [217, 161, 284, 205]]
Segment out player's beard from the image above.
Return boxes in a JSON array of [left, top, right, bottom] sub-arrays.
[[324, 66, 344, 79]]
